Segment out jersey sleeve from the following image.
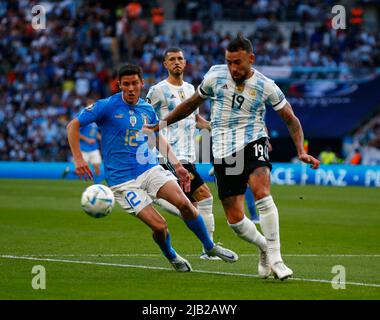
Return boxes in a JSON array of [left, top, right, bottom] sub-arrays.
[[266, 81, 287, 111], [197, 70, 215, 99], [76, 100, 106, 126], [146, 86, 162, 111]]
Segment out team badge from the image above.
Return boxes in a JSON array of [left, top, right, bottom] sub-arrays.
[[129, 115, 137, 127], [178, 90, 186, 101]]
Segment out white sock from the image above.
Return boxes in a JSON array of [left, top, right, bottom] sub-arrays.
[[154, 198, 181, 218], [255, 195, 282, 264], [229, 215, 267, 251], [197, 197, 215, 241]]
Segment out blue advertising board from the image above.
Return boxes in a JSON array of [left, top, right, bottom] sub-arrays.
[[0, 162, 379, 187]]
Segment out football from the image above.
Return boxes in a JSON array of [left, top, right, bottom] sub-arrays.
[[80, 184, 115, 218]]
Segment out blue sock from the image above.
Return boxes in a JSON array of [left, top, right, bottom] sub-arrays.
[[184, 215, 214, 251], [245, 187, 259, 220], [153, 232, 177, 260]]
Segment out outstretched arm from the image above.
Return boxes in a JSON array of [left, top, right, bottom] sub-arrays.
[[143, 91, 205, 133], [67, 119, 94, 180], [277, 102, 320, 169]]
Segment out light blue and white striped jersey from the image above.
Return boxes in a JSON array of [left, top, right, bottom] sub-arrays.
[[198, 65, 286, 158], [146, 80, 198, 163]]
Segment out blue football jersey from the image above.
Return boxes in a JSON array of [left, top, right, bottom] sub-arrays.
[[79, 122, 99, 152], [76, 93, 159, 186]]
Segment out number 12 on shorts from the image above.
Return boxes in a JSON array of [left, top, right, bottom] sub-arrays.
[[125, 191, 141, 207]]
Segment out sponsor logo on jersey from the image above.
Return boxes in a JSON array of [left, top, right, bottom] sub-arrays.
[[222, 84, 228, 90], [86, 103, 94, 111], [114, 114, 124, 119]]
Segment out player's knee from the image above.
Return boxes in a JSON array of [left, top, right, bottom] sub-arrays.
[[192, 184, 212, 202], [176, 198, 196, 218], [153, 220, 168, 235], [253, 189, 271, 201]]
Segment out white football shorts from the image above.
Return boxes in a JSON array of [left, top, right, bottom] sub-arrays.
[[111, 165, 177, 215], [81, 150, 102, 165]]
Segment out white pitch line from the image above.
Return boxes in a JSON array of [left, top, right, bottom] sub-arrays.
[[1, 255, 380, 288], [3, 253, 380, 258]]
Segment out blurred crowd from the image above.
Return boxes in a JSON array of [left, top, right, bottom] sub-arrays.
[[0, 0, 379, 161]]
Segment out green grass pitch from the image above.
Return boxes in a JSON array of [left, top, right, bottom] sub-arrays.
[[0, 179, 379, 300]]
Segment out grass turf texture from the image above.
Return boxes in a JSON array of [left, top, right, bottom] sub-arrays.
[[0, 179, 379, 299]]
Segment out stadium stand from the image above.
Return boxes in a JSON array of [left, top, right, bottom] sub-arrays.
[[0, 0, 379, 162]]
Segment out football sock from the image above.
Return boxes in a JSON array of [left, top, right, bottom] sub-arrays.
[[154, 198, 181, 217], [197, 197, 215, 241], [153, 232, 177, 260], [184, 214, 214, 251], [255, 195, 282, 264], [245, 188, 259, 221], [229, 215, 267, 251]]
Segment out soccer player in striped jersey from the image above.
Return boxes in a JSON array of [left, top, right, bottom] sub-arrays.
[[146, 47, 220, 260], [143, 36, 320, 280]]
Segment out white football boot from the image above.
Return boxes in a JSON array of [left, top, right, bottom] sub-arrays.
[[205, 244, 238, 262], [258, 250, 271, 279], [169, 254, 192, 272], [271, 261, 293, 280]]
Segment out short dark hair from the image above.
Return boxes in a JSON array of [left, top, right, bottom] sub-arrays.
[[226, 35, 253, 53], [118, 64, 143, 81], [163, 47, 184, 60]]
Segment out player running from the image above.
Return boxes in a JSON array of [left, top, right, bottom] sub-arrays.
[[146, 47, 220, 260], [67, 64, 238, 272], [143, 36, 320, 280]]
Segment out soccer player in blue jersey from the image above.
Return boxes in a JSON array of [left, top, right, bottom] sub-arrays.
[[67, 64, 238, 272], [144, 36, 320, 280]]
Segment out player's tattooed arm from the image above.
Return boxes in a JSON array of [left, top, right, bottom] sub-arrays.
[[143, 92, 205, 135], [277, 102, 320, 169], [164, 91, 205, 127]]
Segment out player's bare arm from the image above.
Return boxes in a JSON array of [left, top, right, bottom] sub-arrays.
[[277, 102, 320, 169], [143, 91, 205, 134], [67, 118, 94, 180], [195, 114, 211, 131], [155, 133, 191, 193]]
